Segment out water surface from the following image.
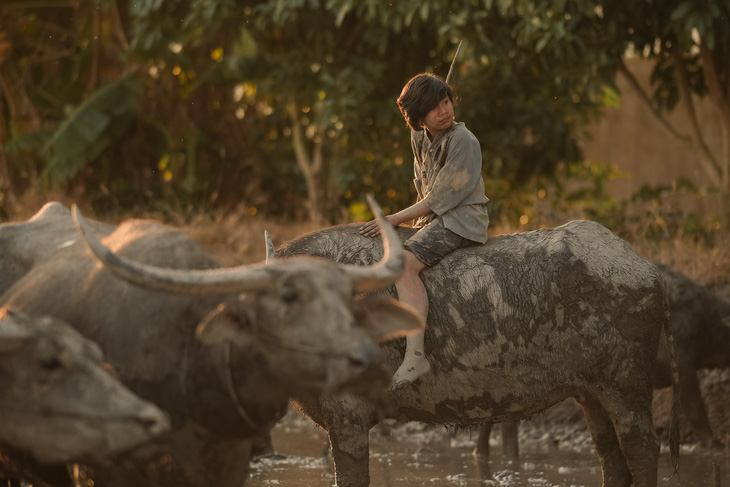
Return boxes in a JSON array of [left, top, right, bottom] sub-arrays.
[[249, 412, 730, 486]]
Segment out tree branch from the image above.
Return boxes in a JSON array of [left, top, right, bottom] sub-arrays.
[[699, 43, 730, 122], [726, 39, 730, 100], [84, 3, 101, 97], [0, 70, 17, 121], [110, 0, 129, 51], [617, 61, 689, 142], [671, 45, 721, 180], [288, 100, 313, 185], [3, 1, 76, 8], [699, 42, 730, 190], [2, 63, 41, 132]]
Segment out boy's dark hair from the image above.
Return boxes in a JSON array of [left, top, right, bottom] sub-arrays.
[[397, 73, 453, 132]]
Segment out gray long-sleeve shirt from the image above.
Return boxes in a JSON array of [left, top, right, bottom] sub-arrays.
[[411, 122, 490, 243]]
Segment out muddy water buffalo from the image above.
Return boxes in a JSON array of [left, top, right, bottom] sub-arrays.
[[278, 220, 680, 487], [0, 197, 421, 487], [0, 308, 169, 477], [477, 261, 730, 458], [654, 262, 730, 445], [0, 202, 115, 295]]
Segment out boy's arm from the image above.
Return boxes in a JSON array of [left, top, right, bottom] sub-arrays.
[[359, 199, 432, 238]]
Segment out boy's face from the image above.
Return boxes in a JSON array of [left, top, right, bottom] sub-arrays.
[[422, 96, 454, 138]]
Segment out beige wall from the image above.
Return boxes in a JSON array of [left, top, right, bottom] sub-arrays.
[[581, 58, 724, 217]]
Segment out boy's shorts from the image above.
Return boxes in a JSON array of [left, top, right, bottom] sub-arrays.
[[404, 218, 479, 267]]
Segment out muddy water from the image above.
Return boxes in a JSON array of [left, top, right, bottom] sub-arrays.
[[249, 411, 730, 486]]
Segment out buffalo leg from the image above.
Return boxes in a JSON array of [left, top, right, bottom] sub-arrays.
[[475, 422, 518, 459], [474, 424, 491, 456], [250, 431, 277, 459], [328, 426, 370, 487], [679, 369, 716, 446], [501, 421, 519, 460], [597, 392, 658, 487], [576, 394, 631, 487]]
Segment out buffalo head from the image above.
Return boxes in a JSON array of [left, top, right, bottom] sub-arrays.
[[71, 196, 421, 396], [0, 308, 170, 465]]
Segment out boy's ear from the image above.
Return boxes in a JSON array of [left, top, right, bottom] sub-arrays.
[[352, 294, 424, 343]]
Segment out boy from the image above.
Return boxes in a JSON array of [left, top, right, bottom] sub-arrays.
[[360, 72, 489, 389]]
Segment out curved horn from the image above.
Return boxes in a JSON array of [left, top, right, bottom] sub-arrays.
[[71, 205, 273, 296], [344, 195, 406, 292], [264, 230, 276, 264]]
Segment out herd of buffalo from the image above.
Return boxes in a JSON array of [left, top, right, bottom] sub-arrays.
[[1, 199, 728, 487]]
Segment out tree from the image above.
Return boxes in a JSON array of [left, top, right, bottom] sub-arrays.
[[614, 0, 730, 228], [9, 1, 725, 231], [128, 0, 607, 224], [0, 0, 136, 211], [459, 0, 730, 228]]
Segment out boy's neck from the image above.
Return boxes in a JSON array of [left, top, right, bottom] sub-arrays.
[[426, 121, 455, 141]]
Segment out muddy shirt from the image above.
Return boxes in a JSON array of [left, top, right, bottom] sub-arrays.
[[411, 122, 490, 243]]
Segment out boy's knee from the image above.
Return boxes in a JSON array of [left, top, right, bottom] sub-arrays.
[[404, 250, 427, 274]]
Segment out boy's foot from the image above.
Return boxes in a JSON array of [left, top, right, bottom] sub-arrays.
[[390, 354, 431, 390]]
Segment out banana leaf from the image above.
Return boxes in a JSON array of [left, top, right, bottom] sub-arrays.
[[44, 74, 144, 183]]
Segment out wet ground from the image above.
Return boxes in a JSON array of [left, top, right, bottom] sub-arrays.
[[249, 401, 730, 487]]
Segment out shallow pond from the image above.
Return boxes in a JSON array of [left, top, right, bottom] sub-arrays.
[[248, 410, 730, 486]]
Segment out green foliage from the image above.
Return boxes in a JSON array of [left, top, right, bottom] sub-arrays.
[[43, 75, 144, 183], [532, 159, 627, 229], [4, 131, 54, 156], [2, 0, 728, 227], [630, 181, 719, 245]]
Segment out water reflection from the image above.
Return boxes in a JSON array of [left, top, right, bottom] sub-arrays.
[[248, 413, 730, 486]]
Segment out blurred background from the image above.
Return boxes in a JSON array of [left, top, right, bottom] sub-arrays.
[[3, 5, 730, 484], [1, 0, 728, 262]]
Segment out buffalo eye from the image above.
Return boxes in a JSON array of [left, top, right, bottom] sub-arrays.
[[37, 343, 71, 371], [280, 287, 299, 303], [40, 356, 63, 371]]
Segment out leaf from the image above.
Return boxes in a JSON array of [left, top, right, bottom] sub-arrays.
[[535, 32, 551, 53], [419, 2, 430, 22], [4, 130, 53, 154], [335, 0, 353, 26], [704, 25, 715, 49], [44, 75, 144, 183], [671, 1, 695, 21]]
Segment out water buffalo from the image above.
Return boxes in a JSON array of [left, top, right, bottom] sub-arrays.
[[476, 261, 730, 458], [278, 220, 680, 487], [0, 202, 115, 296], [0, 308, 169, 481], [0, 197, 421, 487], [653, 262, 730, 445]]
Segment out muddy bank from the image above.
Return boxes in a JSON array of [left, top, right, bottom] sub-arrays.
[[250, 405, 730, 486], [248, 370, 730, 486]]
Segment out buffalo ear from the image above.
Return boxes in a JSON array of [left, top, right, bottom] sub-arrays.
[[195, 302, 255, 348], [352, 295, 424, 343]]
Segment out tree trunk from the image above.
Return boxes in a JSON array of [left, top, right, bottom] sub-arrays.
[[288, 100, 337, 225]]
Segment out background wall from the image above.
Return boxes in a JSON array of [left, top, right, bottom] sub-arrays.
[[583, 58, 724, 217]]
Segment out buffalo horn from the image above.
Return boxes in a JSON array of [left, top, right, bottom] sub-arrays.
[[72, 206, 274, 295], [264, 230, 276, 263], [343, 194, 406, 292], [71, 196, 404, 296]]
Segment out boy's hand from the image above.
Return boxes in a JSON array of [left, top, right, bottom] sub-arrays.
[[360, 215, 396, 238]]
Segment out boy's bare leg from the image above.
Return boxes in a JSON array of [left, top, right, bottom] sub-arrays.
[[391, 252, 431, 390]]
